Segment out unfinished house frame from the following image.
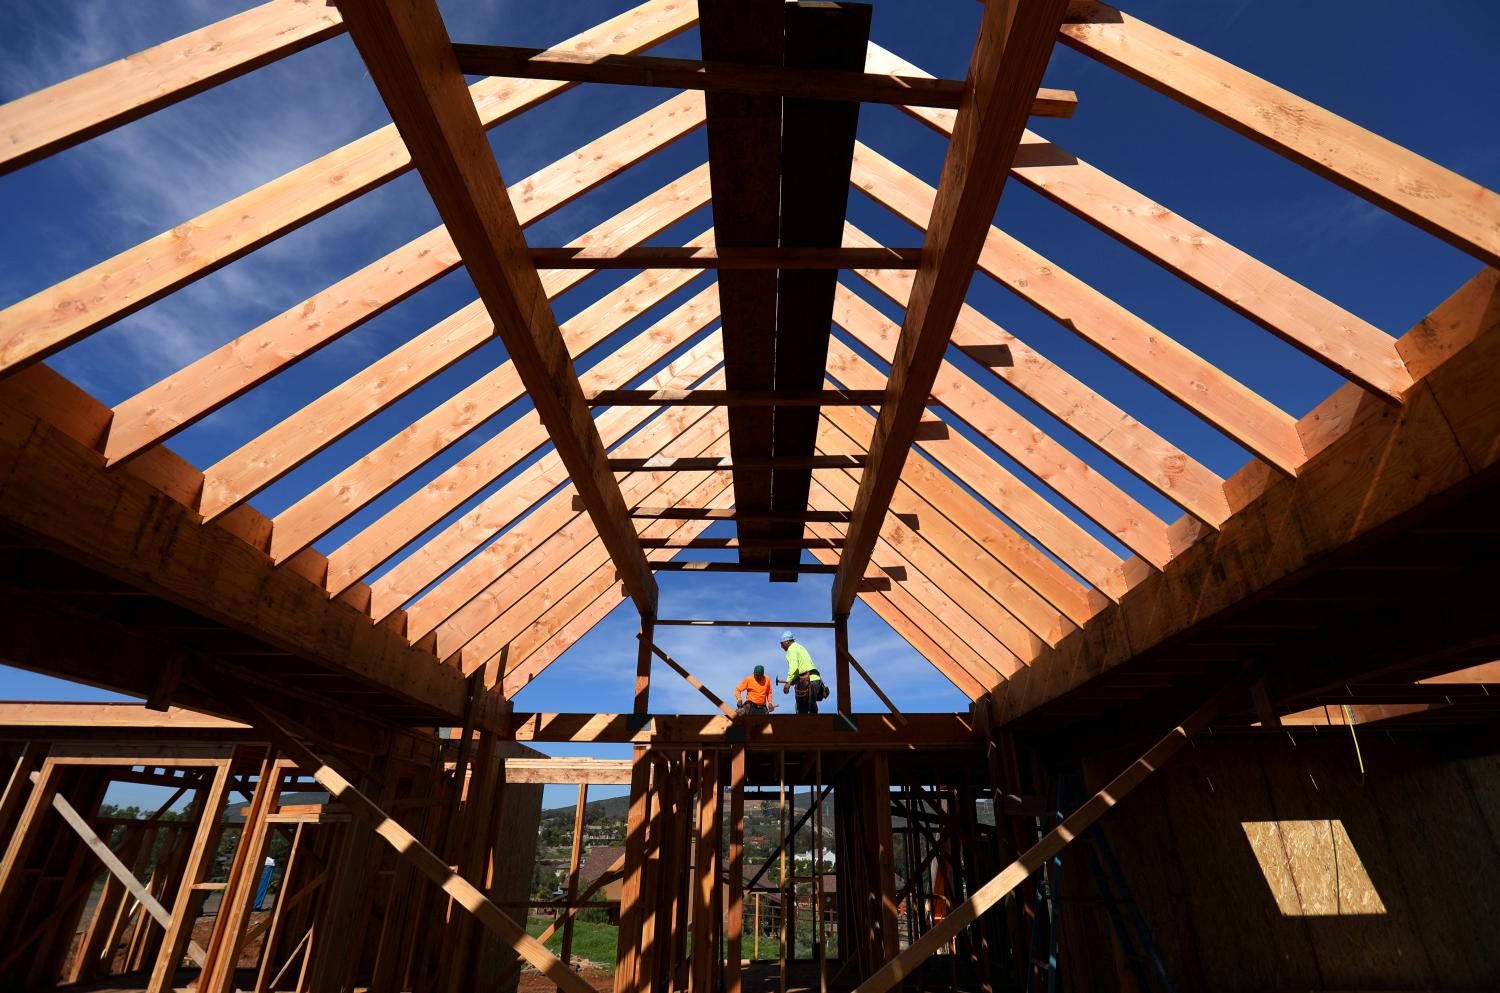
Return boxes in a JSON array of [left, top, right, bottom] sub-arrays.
[[1, 0, 1498, 990]]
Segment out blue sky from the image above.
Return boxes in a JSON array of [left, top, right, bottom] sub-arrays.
[[2, 1, 1497, 806]]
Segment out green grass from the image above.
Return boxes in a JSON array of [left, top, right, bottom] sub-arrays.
[[527, 916, 619, 971]]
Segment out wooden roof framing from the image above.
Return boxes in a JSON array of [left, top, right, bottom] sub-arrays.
[[0, 0, 1497, 734]]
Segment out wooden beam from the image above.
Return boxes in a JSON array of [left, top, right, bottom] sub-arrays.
[[639, 537, 844, 550], [504, 759, 633, 785], [990, 268, 1500, 726], [588, 388, 887, 407], [1060, 1, 1500, 269], [0, 0, 345, 174], [455, 44, 950, 108], [653, 561, 837, 574], [852, 677, 1247, 993], [529, 245, 920, 269], [821, 399, 1102, 641], [655, 618, 839, 628], [842, 650, 906, 726], [833, 0, 1070, 612], [347, 333, 722, 614], [266, 276, 720, 562], [509, 712, 975, 747], [103, 127, 708, 467], [335, 0, 657, 613], [610, 454, 865, 472], [241, 702, 597, 993], [640, 639, 738, 718], [410, 400, 729, 652], [864, 40, 1412, 404], [839, 224, 1231, 528], [769, 3, 872, 582], [454, 44, 1078, 117], [0, 0, 696, 375], [831, 286, 1177, 569], [825, 332, 1123, 614], [0, 387, 493, 727], [631, 508, 851, 523], [849, 140, 1306, 475]]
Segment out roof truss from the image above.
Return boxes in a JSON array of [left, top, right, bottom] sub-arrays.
[[0, 0, 1496, 722]]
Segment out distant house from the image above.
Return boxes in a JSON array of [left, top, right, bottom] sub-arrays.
[[577, 844, 626, 917]]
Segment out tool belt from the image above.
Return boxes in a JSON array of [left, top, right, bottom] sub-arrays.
[[792, 669, 823, 697]]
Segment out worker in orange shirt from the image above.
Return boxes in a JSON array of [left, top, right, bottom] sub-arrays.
[[735, 665, 775, 715]]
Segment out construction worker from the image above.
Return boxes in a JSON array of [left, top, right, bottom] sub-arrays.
[[780, 630, 825, 714], [735, 664, 774, 715]]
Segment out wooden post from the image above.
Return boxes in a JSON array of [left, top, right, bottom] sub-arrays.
[[815, 752, 828, 993], [0, 757, 62, 939], [834, 613, 852, 713], [148, 759, 230, 993], [754, 892, 761, 961], [778, 750, 790, 992], [727, 746, 746, 993], [560, 783, 588, 976], [199, 752, 281, 993], [870, 754, 900, 964], [613, 747, 654, 993], [690, 750, 721, 993], [635, 613, 656, 713]]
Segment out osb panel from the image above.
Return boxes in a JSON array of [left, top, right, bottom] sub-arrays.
[[1072, 735, 1500, 991]]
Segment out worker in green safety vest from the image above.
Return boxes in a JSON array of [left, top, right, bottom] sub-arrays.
[[779, 630, 825, 714]]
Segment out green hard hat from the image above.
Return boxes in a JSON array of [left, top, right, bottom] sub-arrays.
[[754, 665, 765, 677]]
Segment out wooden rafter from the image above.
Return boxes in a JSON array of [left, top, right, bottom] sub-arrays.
[[0, 0, 346, 174], [265, 272, 721, 563], [0, 0, 697, 375], [1060, 1, 1500, 270], [832, 285, 1176, 568], [339, 332, 723, 611], [452, 44, 1074, 116], [833, 0, 1070, 612], [104, 101, 708, 467], [841, 224, 1231, 528], [864, 41, 1415, 403], [334, 0, 657, 614], [850, 141, 1307, 475]]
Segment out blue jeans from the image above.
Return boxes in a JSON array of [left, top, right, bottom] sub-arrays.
[[795, 690, 819, 714]]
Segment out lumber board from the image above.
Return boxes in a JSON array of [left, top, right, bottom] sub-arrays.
[[700, 0, 781, 568], [850, 141, 1306, 475], [864, 41, 1412, 403], [989, 268, 1500, 727], [833, 0, 1070, 611], [105, 109, 708, 467], [438, 432, 733, 667], [815, 413, 1071, 648], [528, 245, 920, 269], [0, 387, 494, 727], [0, 0, 345, 174], [610, 454, 865, 472], [842, 224, 1230, 527], [825, 336, 1121, 612], [653, 561, 837, 574], [587, 388, 887, 407], [335, 325, 723, 609], [832, 285, 1175, 568], [1060, 1, 1500, 270], [267, 275, 720, 562], [629, 508, 851, 523], [508, 712, 976, 747], [404, 379, 729, 647], [0, 0, 697, 375], [767, 2, 871, 580], [335, 0, 657, 612], [504, 758, 633, 785]]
